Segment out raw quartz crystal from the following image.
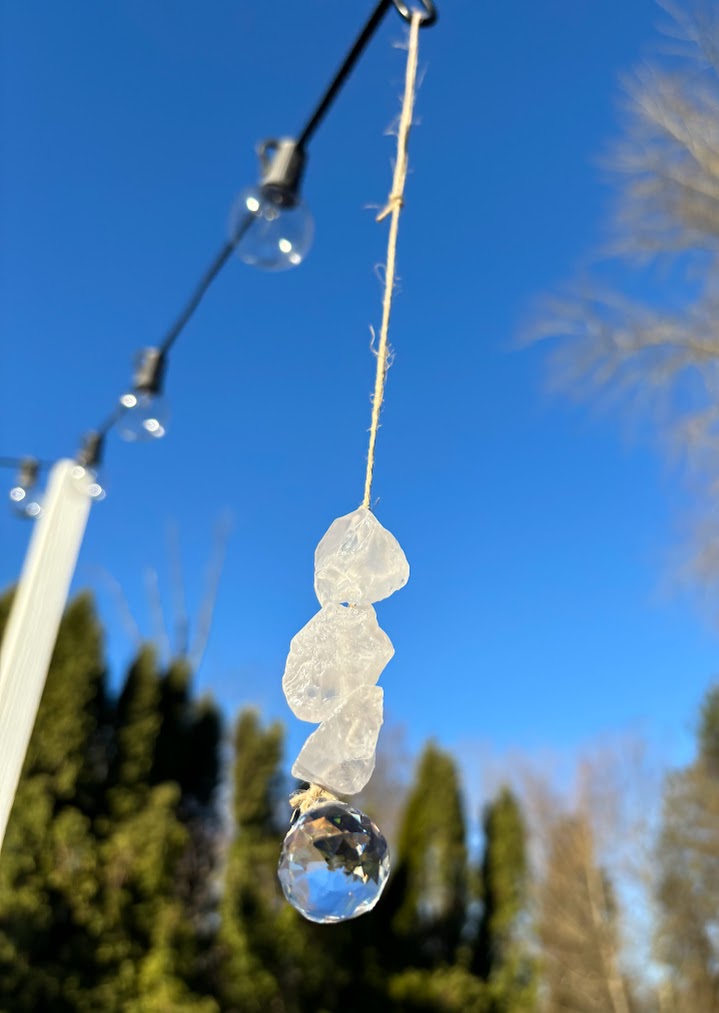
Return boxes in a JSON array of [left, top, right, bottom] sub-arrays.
[[278, 801, 390, 923], [314, 507, 410, 607], [292, 685, 383, 795], [282, 603, 394, 722]]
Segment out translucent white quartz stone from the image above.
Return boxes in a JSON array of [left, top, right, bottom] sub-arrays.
[[292, 685, 384, 795], [314, 507, 410, 607], [282, 604, 394, 722]]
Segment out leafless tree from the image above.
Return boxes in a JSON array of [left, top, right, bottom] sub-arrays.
[[519, 740, 666, 1012], [533, 2, 719, 586]]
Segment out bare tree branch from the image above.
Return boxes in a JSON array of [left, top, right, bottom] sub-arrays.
[[144, 566, 170, 665], [189, 510, 233, 673], [166, 519, 190, 659]]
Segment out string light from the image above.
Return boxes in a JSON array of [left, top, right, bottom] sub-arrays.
[[8, 459, 43, 520], [230, 140, 314, 271], [1, 0, 437, 512], [118, 349, 169, 443]]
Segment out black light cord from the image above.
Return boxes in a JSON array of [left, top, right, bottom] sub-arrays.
[[158, 236, 239, 358], [298, 0, 395, 150]]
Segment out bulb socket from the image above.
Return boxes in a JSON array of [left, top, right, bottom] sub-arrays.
[[77, 432, 105, 469], [257, 139, 307, 208], [17, 457, 39, 491], [133, 347, 167, 395]]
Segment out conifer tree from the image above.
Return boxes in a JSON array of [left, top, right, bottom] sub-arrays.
[[96, 644, 219, 1010], [218, 708, 361, 1013], [380, 742, 489, 1011], [156, 666, 223, 995], [0, 591, 222, 1010], [474, 787, 535, 1012], [0, 592, 107, 1010], [217, 709, 292, 1012], [153, 656, 221, 811], [387, 742, 469, 966]]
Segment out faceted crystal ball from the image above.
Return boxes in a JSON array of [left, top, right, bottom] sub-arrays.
[[278, 802, 390, 923]]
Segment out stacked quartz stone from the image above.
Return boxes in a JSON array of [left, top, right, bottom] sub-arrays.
[[283, 506, 410, 796]]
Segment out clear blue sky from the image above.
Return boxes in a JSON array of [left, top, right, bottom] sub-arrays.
[[1, 0, 715, 786]]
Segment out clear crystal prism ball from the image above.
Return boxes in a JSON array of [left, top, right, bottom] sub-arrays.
[[278, 802, 390, 924]]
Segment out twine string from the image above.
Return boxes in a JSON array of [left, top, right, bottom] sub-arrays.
[[291, 15, 423, 819], [290, 783, 339, 816], [361, 11, 422, 510]]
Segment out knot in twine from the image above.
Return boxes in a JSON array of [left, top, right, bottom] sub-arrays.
[[290, 783, 339, 816], [376, 193, 404, 222]]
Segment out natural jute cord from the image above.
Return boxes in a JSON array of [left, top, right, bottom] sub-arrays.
[[361, 11, 422, 510]]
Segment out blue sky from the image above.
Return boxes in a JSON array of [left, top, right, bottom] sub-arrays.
[[2, 0, 715, 789]]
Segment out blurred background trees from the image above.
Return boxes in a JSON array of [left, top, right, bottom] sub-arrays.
[[1, 590, 719, 1011]]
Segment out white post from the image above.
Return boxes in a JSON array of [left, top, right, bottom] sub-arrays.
[[0, 460, 93, 853]]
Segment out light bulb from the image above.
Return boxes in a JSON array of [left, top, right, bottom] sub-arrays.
[[118, 391, 169, 442], [9, 458, 42, 519], [9, 485, 43, 519], [70, 464, 107, 502], [230, 187, 314, 271]]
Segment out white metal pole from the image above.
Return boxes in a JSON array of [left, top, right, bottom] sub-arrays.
[[0, 460, 93, 853]]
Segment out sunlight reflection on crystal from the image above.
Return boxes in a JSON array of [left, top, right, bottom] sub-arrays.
[[278, 802, 390, 924]]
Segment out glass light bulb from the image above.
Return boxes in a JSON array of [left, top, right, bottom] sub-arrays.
[[9, 485, 43, 519], [118, 391, 169, 443], [229, 187, 314, 271], [70, 465, 107, 502]]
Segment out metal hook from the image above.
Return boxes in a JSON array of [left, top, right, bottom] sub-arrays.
[[392, 0, 437, 27]]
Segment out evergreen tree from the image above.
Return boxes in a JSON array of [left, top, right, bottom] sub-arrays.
[[217, 709, 357, 1013], [474, 788, 535, 1012], [95, 644, 219, 1011], [108, 646, 162, 815], [0, 592, 107, 1010], [152, 656, 221, 813], [656, 684, 719, 1012], [217, 709, 295, 1012], [380, 742, 487, 1011], [387, 742, 469, 966]]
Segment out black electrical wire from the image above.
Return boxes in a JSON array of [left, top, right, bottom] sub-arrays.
[[297, 0, 395, 150], [0, 457, 53, 472], [158, 236, 239, 357]]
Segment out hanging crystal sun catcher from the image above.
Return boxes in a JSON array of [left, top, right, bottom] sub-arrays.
[[278, 8, 429, 924]]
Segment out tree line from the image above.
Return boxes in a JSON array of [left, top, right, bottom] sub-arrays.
[[0, 589, 717, 1012]]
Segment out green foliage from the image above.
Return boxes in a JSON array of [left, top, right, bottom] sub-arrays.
[[387, 742, 469, 967], [215, 710, 347, 1013], [217, 710, 289, 1012], [388, 966, 489, 1012], [0, 592, 107, 1010], [0, 592, 221, 1011], [474, 788, 536, 1013]]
